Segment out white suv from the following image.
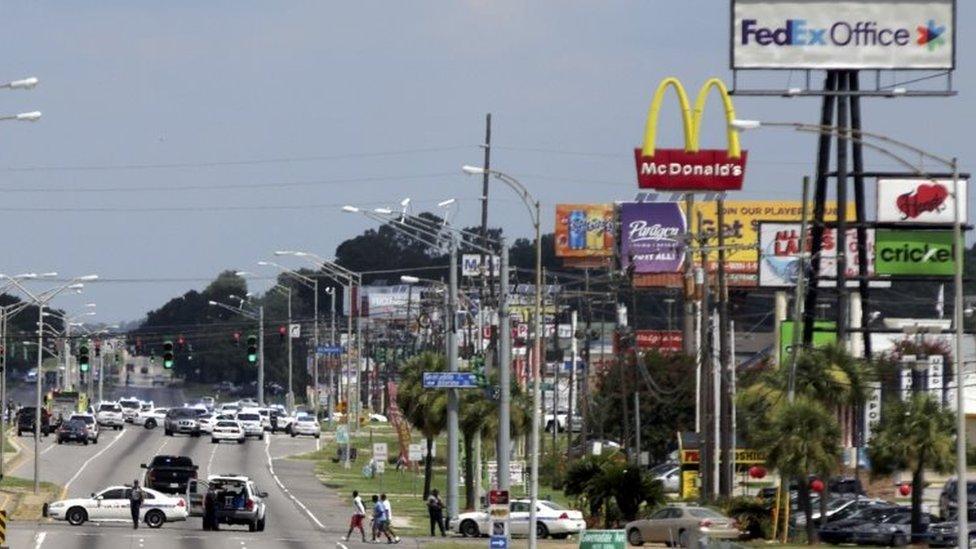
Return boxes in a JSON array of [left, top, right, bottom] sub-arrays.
[[95, 402, 124, 430], [118, 398, 142, 423], [235, 411, 264, 440]]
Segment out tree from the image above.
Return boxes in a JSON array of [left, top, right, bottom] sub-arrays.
[[868, 394, 955, 541], [564, 453, 664, 527], [752, 396, 841, 543], [396, 352, 448, 500]]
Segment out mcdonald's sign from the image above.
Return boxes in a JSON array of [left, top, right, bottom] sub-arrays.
[[634, 78, 748, 191]]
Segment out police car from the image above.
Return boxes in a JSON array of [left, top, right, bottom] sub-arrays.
[[290, 415, 321, 438], [235, 410, 265, 440], [95, 402, 124, 430], [211, 420, 246, 444], [45, 485, 188, 528], [450, 498, 585, 539]]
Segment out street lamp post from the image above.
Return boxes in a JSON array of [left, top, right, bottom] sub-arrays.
[[462, 165, 542, 547], [209, 298, 266, 405], [732, 119, 966, 547]]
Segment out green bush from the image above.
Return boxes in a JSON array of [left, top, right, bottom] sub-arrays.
[[722, 495, 771, 540]]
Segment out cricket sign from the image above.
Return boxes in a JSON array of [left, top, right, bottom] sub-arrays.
[[876, 178, 968, 224], [874, 230, 959, 276], [634, 78, 748, 191]]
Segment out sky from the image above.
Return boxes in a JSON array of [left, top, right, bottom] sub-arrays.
[[0, 1, 971, 322]]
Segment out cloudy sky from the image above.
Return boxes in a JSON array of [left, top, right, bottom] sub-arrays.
[[0, 1, 971, 321]]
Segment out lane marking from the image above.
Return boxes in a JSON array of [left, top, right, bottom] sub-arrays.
[[63, 428, 129, 492], [153, 436, 168, 456], [264, 435, 325, 530], [33, 531, 46, 549], [337, 543, 349, 549], [206, 442, 219, 477]]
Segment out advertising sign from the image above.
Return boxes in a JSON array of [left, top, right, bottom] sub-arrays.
[[635, 330, 683, 353], [619, 203, 686, 273], [554, 204, 615, 258], [462, 254, 501, 277], [875, 230, 958, 276], [732, 0, 956, 70], [758, 223, 876, 287], [864, 382, 882, 442], [408, 443, 422, 462], [635, 78, 747, 191], [779, 320, 836, 364], [877, 179, 968, 223], [487, 461, 525, 487]]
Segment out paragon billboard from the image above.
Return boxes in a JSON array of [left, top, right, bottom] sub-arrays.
[[732, 0, 956, 70], [619, 202, 686, 274]]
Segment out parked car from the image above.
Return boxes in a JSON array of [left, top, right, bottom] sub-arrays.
[[624, 506, 741, 547], [929, 519, 976, 547], [207, 474, 267, 532], [817, 505, 904, 545], [17, 406, 52, 436], [849, 511, 937, 546], [141, 455, 198, 495], [451, 499, 585, 539], [648, 462, 680, 494], [940, 478, 976, 520], [45, 485, 187, 528], [68, 413, 99, 444]]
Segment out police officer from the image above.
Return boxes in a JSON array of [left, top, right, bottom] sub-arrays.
[[129, 479, 145, 529]]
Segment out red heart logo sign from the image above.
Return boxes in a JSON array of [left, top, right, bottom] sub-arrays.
[[896, 183, 949, 219]]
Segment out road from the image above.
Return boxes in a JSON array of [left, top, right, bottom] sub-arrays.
[[2, 385, 362, 549]]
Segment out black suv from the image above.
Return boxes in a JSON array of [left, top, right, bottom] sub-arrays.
[[56, 418, 89, 445], [164, 407, 201, 437], [142, 455, 198, 494], [17, 407, 51, 436]]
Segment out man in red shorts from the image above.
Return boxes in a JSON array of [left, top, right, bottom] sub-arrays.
[[342, 490, 367, 542]]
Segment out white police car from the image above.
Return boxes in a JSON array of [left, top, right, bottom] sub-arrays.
[[451, 499, 585, 539], [45, 485, 188, 528]]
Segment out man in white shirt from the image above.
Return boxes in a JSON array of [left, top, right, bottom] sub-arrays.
[[342, 490, 367, 542], [381, 493, 401, 542]]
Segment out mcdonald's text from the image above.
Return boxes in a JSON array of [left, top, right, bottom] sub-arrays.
[[634, 148, 748, 191]]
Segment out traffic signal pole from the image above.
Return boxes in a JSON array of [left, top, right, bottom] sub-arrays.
[[258, 305, 265, 406]]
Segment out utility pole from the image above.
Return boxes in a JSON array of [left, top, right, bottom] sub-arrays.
[[788, 177, 811, 400], [683, 193, 697, 356], [634, 391, 641, 467], [580, 269, 592, 449], [698, 212, 714, 500], [98, 343, 105, 404], [717, 198, 733, 498], [258, 305, 265, 406], [447, 238, 460, 523], [497, 238, 511, 491], [286, 288, 294, 410], [566, 309, 577, 453]]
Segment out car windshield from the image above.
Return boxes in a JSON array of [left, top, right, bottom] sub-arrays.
[[216, 421, 238, 428], [66, 420, 86, 430], [238, 413, 259, 421], [98, 404, 120, 412], [688, 508, 725, 519], [70, 415, 94, 424], [119, 401, 140, 409], [648, 463, 677, 476], [141, 404, 152, 411], [168, 408, 198, 419], [151, 456, 193, 467]]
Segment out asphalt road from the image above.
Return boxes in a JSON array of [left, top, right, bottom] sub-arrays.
[[2, 385, 361, 549]]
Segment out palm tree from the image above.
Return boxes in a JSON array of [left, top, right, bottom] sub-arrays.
[[752, 396, 841, 544], [396, 352, 448, 500], [868, 393, 955, 542]]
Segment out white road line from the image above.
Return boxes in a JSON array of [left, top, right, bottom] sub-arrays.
[[206, 442, 219, 477], [337, 542, 349, 549], [40, 441, 58, 455], [33, 531, 46, 549], [153, 436, 168, 456], [264, 435, 325, 530], [64, 429, 128, 491]]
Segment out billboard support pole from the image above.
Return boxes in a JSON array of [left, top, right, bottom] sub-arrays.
[[835, 72, 851, 343], [849, 71, 873, 361], [697, 212, 714, 500], [802, 71, 839, 346], [683, 193, 697, 357], [717, 198, 733, 498]]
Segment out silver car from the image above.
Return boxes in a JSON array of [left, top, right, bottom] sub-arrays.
[[625, 506, 740, 547]]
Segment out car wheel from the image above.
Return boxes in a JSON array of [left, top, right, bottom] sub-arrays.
[[536, 521, 549, 539], [545, 421, 555, 433], [460, 519, 480, 538], [258, 434, 264, 441], [93, 437, 98, 444], [66, 506, 87, 526], [892, 532, 908, 547], [678, 529, 689, 548], [314, 433, 320, 439], [83, 439, 89, 445], [628, 528, 644, 546], [164, 428, 172, 436], [145, 419, 156, 429], [249, 520, 257, 532], [57, 438, 62, 445], [145, 509, 165, 529], [238, 438, 245, 444], [290, 432, 296, 438], [257, 517, 266, 531], [211, 438, 218, 444]]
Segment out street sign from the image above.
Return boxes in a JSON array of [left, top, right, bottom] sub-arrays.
[[289, 323, 301, 338], [489, 535, 509, 549], [422, 372, 480, 389], [579, 530, 627, 549], [408, 443, 422, 462], [373, 442, 388, 463], [316, 345, 343, 356]]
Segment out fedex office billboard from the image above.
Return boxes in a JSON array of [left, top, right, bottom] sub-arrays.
[[732, 1, 955, 70]]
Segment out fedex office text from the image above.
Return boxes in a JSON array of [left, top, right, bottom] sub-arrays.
[[741, 19, 912, 47]]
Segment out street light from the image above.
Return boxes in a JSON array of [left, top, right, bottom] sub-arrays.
[[732, 118, 965, 547], [1, 77, 38, 90], [461, 165, 543, 547], [0, 111, 42, 123]]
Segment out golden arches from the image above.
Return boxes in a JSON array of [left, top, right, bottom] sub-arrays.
[[640, 77, 742, 159]]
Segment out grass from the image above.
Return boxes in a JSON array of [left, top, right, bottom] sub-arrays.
[[0, 475, 62, 520]]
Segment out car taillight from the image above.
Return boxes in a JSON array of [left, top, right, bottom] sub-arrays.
[[245, 498, 254, 511], [730, 520, 739, 529], [699, 520, 713, 527], [558, 512, 569, 520], [190, 470, 197, 479], [177, 498, 185, 507]]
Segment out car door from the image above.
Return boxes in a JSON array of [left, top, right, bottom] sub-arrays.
[[643, 507, 675, 542], [90, 488, 126, 520], [509, 502, 530, 536]]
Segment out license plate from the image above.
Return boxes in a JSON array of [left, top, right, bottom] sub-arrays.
[[170, 483, 179, 488]]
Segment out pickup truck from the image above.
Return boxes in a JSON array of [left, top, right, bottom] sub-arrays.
[[142, 455, 198, 495], [543, 411, 583, 433]]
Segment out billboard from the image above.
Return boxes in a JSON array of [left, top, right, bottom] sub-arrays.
[[732, 0, 956, 70], [619, 202, 686, 273], [635, 78, 747, 191], [877, 179, 968, 223], [554, 204, 615, 258], [758, 223, 876, 287], [461, 254, 501, 277], [635, 330, 683, 353], [779, 320, 836, 364], [875, 230, 958, 275]]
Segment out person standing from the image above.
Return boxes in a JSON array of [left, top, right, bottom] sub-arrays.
[[380, 493, 401, 543], [129, 479, 145, 529], [426, 488, 446, 537], [372, 494, 395, 543], [343, 490, 367, 542], [203, 484, 218, 531]]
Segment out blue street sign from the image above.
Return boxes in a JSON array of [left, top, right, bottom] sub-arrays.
[[422, 372, 480, 389], [316, 345, 343, 356], [489, 536, 508, 549]]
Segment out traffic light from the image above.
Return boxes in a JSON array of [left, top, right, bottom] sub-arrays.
[[233, 332, 241, 346], [163, 340, 174, 369], [278, 326, 287, 343], [177, 335, 186, 350], [246, 335, 257, 363], [79, 342, 90, 373]]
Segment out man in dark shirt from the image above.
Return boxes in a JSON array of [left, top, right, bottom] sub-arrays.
[[129, 479, 145, 529]]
